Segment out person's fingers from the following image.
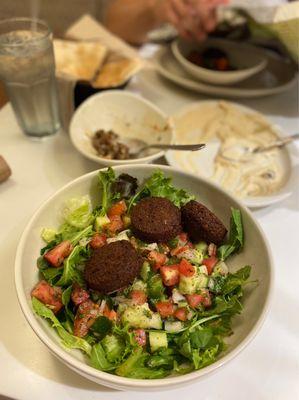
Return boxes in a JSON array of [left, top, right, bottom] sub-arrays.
[[201, 9, 217, 32], [170, 0, 192, 19]]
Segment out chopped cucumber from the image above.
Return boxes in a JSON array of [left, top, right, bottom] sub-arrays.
[[95, 215, 110, 231], [149, 331, 168, 352], [148, 274, 165, 299], [179, 273, 209, 294], [131, 279, 147, 292], [212, 261, 229, 276], [121, 304, 162, 329], [140, 261, 151, 282]]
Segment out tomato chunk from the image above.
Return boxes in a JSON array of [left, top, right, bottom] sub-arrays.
[[160, 265, 180, 286], [108, 200, 127, 218], [74, 299, 100, 337], [200, 289, 212, 308], [133, 329, 147, 346], [71, 283, 90, 306], [31, 280, 63, 314], [174, 307, 188, 321], [130, 290, 147, 305], [156, 301, 174, 318], [90, 233, 107, 249], [179, 258, 195, 277], [44, 240, 73, 267], [202, 256, 218, 275], [148, 250, 168, 267], [171, 245, 190, 257], [186, 294, 204, 308], [107, 215, 124, 234]]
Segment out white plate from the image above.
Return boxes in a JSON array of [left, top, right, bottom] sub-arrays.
[[165, 101, 299, 208], [154, 46, 298, 98]]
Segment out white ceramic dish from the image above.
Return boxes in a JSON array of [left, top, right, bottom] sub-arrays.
[[15, 164, 273, 391], [172, 38, 267, 85], [154, 46, 298, 98], [165, 101, 298, 208], [69, 91, 173, 166]]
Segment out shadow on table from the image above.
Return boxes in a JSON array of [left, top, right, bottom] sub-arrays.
[[0, 224, 115, 392]]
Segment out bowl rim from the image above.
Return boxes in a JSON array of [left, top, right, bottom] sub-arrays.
[[14, 164, 274, 389], [171, 38, 267, 77], [69, 90, 174, 165]]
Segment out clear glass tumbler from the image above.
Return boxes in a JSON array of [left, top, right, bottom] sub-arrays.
[[0, 18, 61, 138]]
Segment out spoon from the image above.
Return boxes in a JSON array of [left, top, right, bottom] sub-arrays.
[[220, 133, 299, 163], [119, 137, 206, 158]]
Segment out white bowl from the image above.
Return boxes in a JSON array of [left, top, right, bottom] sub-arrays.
[[69, 91, 173, 166], [172, 38, 267, 86], [15, 165, 273, 391]]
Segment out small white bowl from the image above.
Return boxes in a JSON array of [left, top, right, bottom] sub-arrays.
[[15, 164, 273, 391], [172, 38, 267, 86], [69, 91, 173, 166]]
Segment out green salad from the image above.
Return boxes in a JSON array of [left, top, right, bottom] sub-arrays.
[[31, 168, 253, 379]]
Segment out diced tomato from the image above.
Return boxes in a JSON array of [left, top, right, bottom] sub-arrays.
[[102, 304, 117, 321], [133, 329, 147, 346], [108, 200, 127, 218], [156, 301, 174, 318], [90, 233, 107, 249], [74, 299, 100, 337], [148, 250, 168, 266], [208, 243, 217, 257], [31, 280, 63, 314], [160, 265, 180, 286], [216, 57, 229, 71], [106, 215, 124, 234], [71, 283, 90, 306], [171, 245, 190, 257], [174, 307, 188, 321], [179, 258, 195, 277], [186, 294, 204, 308], [178, 232, 188, 244], [44, 240, 73, 267], [202, 256, 218, 275], [130, 290, 147, 305], [200, 289, 212, 308]]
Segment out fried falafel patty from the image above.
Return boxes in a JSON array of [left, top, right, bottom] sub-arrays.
[[181, 200, 227, 244], [84, 240, 143, 294], [131, 197, 182, 243]]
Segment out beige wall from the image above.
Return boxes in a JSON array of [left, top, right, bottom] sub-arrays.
[[0, 0, 108, 37]]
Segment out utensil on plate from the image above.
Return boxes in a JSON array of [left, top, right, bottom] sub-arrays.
[[120, 137, 206, 158], [221, 133, 299, 162]]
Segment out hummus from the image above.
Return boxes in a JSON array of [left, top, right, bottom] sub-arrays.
[[172, 101, 289, 198]]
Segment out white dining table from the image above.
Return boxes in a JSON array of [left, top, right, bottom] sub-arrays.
[[0, 54, 299, 400]]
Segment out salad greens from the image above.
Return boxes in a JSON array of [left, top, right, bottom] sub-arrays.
[[31, 168, 254, 379]]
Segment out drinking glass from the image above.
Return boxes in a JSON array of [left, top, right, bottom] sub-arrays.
[[0, 18, 61, 138]]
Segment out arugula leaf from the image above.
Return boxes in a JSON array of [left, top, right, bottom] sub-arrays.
[[98, 168, 119, 216], [90, 316, 112, 339], [56, 245, 88, 287], [222, 266, 251, 295], [41, 267, 63, 285], [32, 297, 91, 355], [218, 208, 244, 261], [61, 285, 75, 322], [189, 328, 213, 349], [128, 170, 195, 210]]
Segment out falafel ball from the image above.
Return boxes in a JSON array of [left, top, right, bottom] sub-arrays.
[[84, 240, 142, 294], [181, 200, 227, 244], [131, 197, 182, 243]]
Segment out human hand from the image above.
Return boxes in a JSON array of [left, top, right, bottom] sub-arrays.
[[154, 0, 229, 40]]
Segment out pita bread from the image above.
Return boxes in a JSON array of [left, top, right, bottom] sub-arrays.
[[54, 39, 107, 81], [92, 58, 142, 88]]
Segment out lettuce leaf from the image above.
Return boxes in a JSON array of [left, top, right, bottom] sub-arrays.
[[98, 168, 119, 216], [63, 196, 94, 229], [32, 297, 91, 355], [56, 245, 89, 287], [218, 208, 244, 261], [128, 170, 195, 210]]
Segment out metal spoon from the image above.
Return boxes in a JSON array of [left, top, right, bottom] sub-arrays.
[[220, 133, 299, 163], [119, 137, 206, 158]]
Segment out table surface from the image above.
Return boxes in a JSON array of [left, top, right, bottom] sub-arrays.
[[0, 57, 299, 400]]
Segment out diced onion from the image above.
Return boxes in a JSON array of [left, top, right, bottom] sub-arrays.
[[164, 320, 183, 332]]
